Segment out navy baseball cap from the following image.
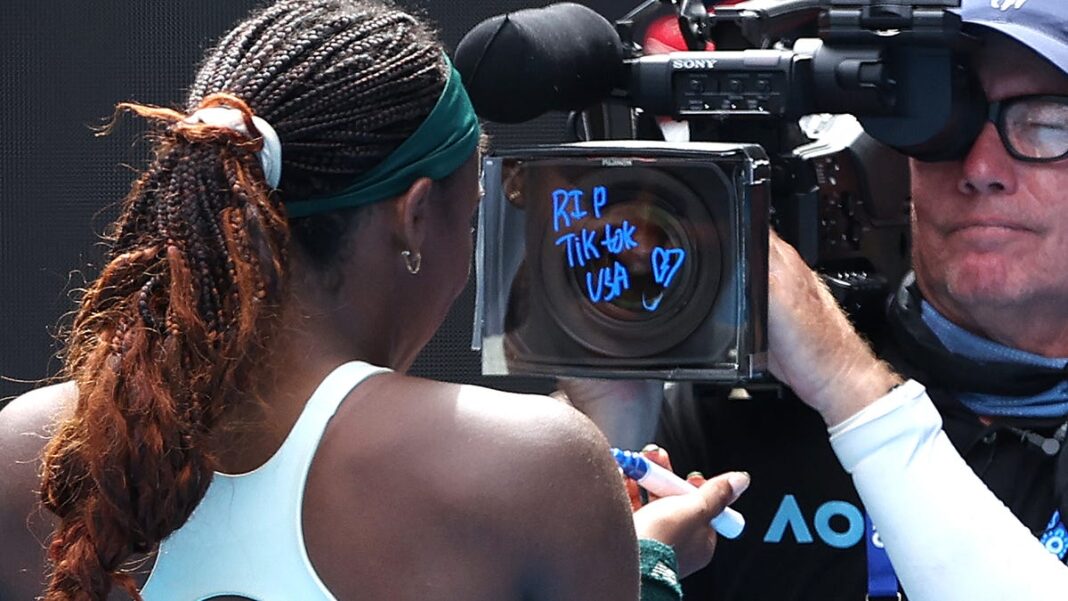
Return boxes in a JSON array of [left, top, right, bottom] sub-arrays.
[[956, 0, 1068, 76]]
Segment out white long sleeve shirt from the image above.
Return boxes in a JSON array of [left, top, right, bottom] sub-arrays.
[[829, 380, 1068, 601]]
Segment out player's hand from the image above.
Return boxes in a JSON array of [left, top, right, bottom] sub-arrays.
[[629, 445, 749, 577]]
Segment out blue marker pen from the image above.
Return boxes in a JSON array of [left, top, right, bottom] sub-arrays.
[[612, 448, 746, 539]]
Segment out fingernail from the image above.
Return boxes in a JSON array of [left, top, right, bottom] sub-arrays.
[[641, 443, 660, 453], [727, 471, 751, 500], [686, 471, 704, 480]]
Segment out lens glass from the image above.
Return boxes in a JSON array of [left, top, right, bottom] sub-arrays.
[[558, 190, 694, 322], [525, 160, 726, 359], [1002, 97, 1068, 160]]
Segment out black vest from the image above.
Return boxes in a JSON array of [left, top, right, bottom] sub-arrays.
[[656, 276, 1068, 601]]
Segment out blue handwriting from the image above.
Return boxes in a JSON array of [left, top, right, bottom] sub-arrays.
[[555, 229, 602, 268], [586, 261, 630, 303], [549, 186, 688, 310], [651, 247, 686, 288], [552, 186, 607, 232], [603, 221, 638, 254]]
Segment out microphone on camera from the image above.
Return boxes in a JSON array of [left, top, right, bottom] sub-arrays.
[[454, 3, 625, 123]]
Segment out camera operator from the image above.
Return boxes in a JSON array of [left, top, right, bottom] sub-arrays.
[[569, 1, 1068, 599]]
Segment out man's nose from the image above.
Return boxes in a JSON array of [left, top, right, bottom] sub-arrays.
[[957, 122, 1018, 196]]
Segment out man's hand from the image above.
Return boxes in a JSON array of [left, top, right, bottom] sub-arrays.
[[629, 446, 749, 578], [767, 231, 902, 426]]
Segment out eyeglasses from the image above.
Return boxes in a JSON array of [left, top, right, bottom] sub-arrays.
[[988, 95, 1068, 163]]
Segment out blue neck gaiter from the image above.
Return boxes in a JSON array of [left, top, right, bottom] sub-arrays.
[[921, 301, 1068, 418]]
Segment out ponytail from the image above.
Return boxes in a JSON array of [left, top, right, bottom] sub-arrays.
[[40, 94, 289, 601]]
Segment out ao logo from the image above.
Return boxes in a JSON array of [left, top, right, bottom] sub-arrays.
[[763, 495, 865, 549], [991, 0, 1027, 9], [1045, 532, 1066, 557]]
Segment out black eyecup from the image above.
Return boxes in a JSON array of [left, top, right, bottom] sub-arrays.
[[904, 64, 988, 163]]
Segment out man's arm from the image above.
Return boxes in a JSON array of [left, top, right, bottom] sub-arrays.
[[831, 381, 1068, 600], [767, 232, 1068, 600]]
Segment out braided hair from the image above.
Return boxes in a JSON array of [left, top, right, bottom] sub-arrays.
[[39, 2, 449, 599]]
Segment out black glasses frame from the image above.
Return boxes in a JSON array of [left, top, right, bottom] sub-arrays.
[[987, 94, 1068, 163]]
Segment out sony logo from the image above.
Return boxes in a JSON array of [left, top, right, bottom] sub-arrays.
[[672, 58, 717, 70]]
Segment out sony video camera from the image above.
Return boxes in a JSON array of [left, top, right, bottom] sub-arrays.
[[458, 0, 985, 381]]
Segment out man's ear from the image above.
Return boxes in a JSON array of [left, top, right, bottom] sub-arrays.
[[392, 177, 434, 254]]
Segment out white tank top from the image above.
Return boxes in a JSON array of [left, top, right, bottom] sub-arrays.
[[141, 361, 389, 600]]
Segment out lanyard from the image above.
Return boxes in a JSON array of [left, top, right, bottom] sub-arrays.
[[867, 509, 1068, 600], [865, 515, 899, 600]]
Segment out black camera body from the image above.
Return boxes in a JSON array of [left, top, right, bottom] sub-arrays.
[[477, 142, 769, 379], [461, 0, 978, 381]]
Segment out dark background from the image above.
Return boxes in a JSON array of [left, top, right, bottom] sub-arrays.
[[0, 0, 628, 407]]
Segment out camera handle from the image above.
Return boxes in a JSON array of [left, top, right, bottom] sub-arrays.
[[644, 0, 965, 50], [662, 0, 713, 50]]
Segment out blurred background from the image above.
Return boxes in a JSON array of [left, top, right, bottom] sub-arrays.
[[0, 0, 627, 407]]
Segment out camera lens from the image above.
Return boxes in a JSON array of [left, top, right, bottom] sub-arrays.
[[561, 193, 695, 322], [530, 164, 725, 358]]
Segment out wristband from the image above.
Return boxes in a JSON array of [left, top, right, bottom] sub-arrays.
[[638, 538, 683, 601]]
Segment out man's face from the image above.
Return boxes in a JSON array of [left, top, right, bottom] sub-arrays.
[[909, 35, 1068, 331]]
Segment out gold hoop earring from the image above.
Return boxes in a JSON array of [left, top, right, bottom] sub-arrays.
[[401, 250, 422, 275]]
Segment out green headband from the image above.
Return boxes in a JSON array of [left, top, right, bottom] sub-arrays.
[[285, 56, 481, 218]]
